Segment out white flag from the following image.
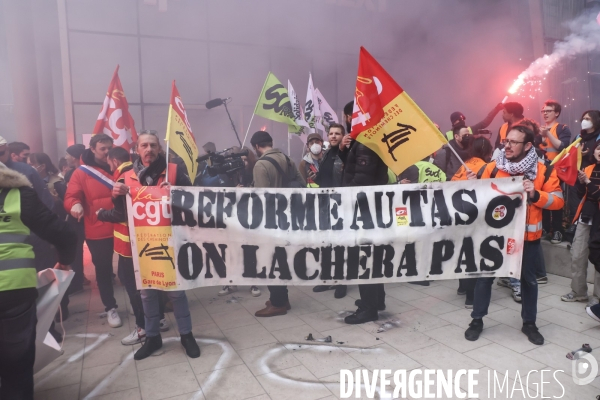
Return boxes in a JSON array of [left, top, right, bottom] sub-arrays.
[[315, 88, 339, 127], [304, 73, 318, 133], [288, 80, 310, 134]]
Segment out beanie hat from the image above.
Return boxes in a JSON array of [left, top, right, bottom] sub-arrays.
[[66, 144, 86, 159], [250, 131, 273, 146], [450, 112, 466, 127]]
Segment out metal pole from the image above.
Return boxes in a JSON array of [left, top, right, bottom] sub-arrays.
[[241, 113, 256, 148]]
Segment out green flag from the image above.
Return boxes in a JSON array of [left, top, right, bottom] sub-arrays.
[[254, 72, 301, 133]]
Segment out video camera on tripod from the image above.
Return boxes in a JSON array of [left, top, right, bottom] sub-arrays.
[[197, 148, 248, 177]]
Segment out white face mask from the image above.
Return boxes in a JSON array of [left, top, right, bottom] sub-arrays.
[[310, 143, 322, 155], [582, 120, 594, 130]]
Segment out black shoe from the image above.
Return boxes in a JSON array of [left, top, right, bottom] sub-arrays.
[[354, 299, 386, 311], [457, 288, 467, 295], [344, 308, 378, 325], [180, 332, 201, 358], [522, 323, 544, 345], [134, 335, 162, 360], [313, 285, 335, 292], [464, 319, 483, 341], [49, 325, 63, 343], [465, 297, 473, 309], [550, 231, 563, 244], [409, 281, 430, 286], [334, 285, 347, 299]]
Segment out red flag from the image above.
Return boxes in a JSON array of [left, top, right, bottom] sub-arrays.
[[554, 146, 578, 185], [350, 47, 446, 174], [93, 65, 137, 150]]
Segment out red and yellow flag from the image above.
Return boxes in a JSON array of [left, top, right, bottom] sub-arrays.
[[165, 81, 198, 179], [93, 65, 137, 150], [350, 47, 447, 174]]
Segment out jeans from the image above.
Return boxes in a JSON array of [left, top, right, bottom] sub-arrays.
[[118, 256, 145, 329], [268, 286, 289, 308], [0, 300, 36, 400], [459, 278, 477, 302], [86, 238, 117, 312], [141, 289, 191, 337], [358, 283, 385, 311], [472, 241, 541, 323]]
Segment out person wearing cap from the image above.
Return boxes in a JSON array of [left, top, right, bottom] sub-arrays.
[[299, 133, 324, 188], [445, 103, 504, 141], [495, 102, 525, 150], [251, 131, 305, 317]]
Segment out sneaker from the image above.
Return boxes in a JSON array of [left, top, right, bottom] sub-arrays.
[[465, 297, 473, 309], [512, 286, 522, 303], [122, 327, 146, 345], [464, 319, 483, 341], [159, 318, 170, 332], [180, 332, 200, 358], [497, 277, 512, 288], [134, 335, 162, 360], [550, 231, 563, 244], [586, 304, 600, 323], [536, 276, 548, 284], [250, 286, 261, 297], [344, 308, 378, 325], [218, 286, 237, 296], [587, 297, 600, 307], [457, 288, 467, 295], [561, 291, 588, 302], [312, 285, 335, 292], [334, 285, 347, 299], [522, 322, 544, 345], [107, 308, 122, 328]]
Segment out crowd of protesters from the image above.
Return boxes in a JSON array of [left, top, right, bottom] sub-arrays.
[[2, 96, 600, 399]]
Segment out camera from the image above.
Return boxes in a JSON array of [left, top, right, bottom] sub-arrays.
[[197, 148, 248, 177]]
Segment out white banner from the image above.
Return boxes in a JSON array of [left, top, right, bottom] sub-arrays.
[[165, 178, 526, 290], [315, 88, 339, 126]]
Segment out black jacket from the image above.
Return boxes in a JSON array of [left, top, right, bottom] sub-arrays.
[[579, 129, 600, 169], [342, 142, 389, 187]]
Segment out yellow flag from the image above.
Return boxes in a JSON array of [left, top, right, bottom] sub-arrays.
[[165, 81, 198, 179], [550, 137, 581, 166], [254, 72, 301, 133]]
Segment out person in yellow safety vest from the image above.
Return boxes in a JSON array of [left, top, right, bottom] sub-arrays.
[[398, 156, 447, 184], [494, 102, 525, 150], [445, 103, 504, 141], [0, 162, 76, 399], [299, 133, 324, 188]]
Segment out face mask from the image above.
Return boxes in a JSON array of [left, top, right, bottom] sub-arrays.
[[310, 143, 322, 155], [582, 120, 594, 130]]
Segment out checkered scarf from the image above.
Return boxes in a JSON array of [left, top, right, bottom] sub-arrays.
[[495, 146, 538, 180]]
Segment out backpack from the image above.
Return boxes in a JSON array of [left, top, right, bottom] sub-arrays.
[[262, 155, 304, 188]]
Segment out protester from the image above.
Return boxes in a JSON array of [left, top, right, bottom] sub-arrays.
[[64, 133, 122, 328], [464, 125, 563, 345], [112, 131, 200, 359], [312, 123, 347, 299], [434, 126, 472, 178], [563, 141, 600, 307], [252, 130, 305, 317], [299, 133, 324, 187], [58, 157, 69, 178], [494, 102, 525, 149], [0, 163, 76, 400], [445, 103, 503, 140], [28, 153, 65, 209], [8, 141, 30, 163], [341, 102, 389, 324]]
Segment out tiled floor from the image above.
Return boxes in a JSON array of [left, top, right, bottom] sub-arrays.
[[33, 255, 600, 399]]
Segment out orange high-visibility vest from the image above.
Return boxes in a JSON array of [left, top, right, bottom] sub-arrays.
[[539, 124, 562, 161]]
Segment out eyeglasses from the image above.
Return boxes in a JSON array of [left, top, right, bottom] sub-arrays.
[[541, 110, 555, 114], [502, 139, 525, 147]]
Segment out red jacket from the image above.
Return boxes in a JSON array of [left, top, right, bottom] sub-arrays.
[[63, 149, 115, 240]]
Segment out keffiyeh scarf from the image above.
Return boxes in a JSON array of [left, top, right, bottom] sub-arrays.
[[495, 146, 538, 180]]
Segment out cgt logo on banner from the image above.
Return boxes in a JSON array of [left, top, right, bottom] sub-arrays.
[[126, 177, 526, 291]]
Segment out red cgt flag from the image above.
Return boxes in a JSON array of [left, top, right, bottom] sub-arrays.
[[93, 65, 137, 150], [350, 47, 447, 174], [553, 145, 579, 185]]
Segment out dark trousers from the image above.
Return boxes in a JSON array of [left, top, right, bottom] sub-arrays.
[[68, 218, 85, 291], [268, 286, 288, 308], [588, 211, 600, 271], [0, 300, 37, 400], [358, 283, 385, 312], [86, 238, 117, 312], [542, 208, 563, 234], [459, 278, 477, 302], [472, 241, 541, 323], [118, 256, 145, 328]]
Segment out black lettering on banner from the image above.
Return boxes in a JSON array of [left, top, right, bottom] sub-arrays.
[[177, 242, 203, 280], [294, 248, 320, 280], [431, 190, 452, 227], [241, 245, 267, 278], [237, 193, 263, 229], [320, 246, 346, 280], [265, 193, 289, 230], [375, 192, 394, 228], [290, 193, 317, 231], [330, 193, 343, 230], [485, 196, 521, 229], [480, 236, 504, 271], [346, 246, 372, 280], [350, 192, 374, 230], [373, 245, 395, 278], [430, 240, 455, 275], [203, 243, 227, 278], [452, 189, 478, 225], [396, 243, 418, 277], [198, 192, 216, 228], [268, 247, 293, 280], [402, 190, 427, 227], [263, 84, 295, 119], [216, 192, 236, 229], [318, 193, 332, 230], [454, 237, 477, 273], [171, 189, 197, 227]]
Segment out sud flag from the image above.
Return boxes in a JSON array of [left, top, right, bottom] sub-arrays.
[[350, 47, 447, 175], [304, 73, 318, 133], [165, 81, 198, 179], [315, 88, 339, 126], [93, 65, 137, 150], [553, 144, 581, 185], [287, 80, 310, 134], [253, 73, 301, 133]]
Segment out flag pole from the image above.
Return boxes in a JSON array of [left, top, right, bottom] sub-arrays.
[[165, 140, 170, 184], [287, 132, 291, 156], [242, 113, 256, 148]]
